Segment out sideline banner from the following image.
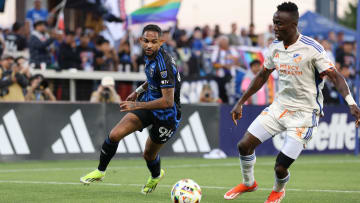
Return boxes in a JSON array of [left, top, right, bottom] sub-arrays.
[[0, 103, 219, 161], [219, 105, 357, 156]]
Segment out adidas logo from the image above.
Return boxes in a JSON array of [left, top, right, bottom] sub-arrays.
[[116, 111, 211, 153], [172, 111, 211, 153], [0, 110, 30, 155], [116, 128, 150, 153], [51, 110, 95, 154]]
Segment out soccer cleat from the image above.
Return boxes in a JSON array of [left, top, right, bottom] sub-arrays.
[[264, 190, 285, 203], [80, 169, 105, 185], [224, 181, 258, 200], [141, 169, 165, 194]]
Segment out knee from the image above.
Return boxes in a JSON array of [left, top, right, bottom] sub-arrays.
[[109, 129, 122, 142], [274, 164, 288, 178], [237, 140, 252, 155]]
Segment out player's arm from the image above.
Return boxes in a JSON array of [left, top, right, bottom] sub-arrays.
[[231, 67, 274, 125], [126, 81, 148, 101], [324, 68, 360, 126], [120, 88, 174, 111]]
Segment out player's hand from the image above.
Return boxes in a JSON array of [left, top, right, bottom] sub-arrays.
[[126, 92, 138, 101], [230, 103, 243, 126], [119, 101, 139, 112], [349, 105, 360, 127]]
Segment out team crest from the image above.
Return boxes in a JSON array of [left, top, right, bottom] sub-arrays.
[[293, 53, 302, 63], [160, 71, 167, 78]]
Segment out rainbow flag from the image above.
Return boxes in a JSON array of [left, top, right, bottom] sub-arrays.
[[129, 0, 181, 25]]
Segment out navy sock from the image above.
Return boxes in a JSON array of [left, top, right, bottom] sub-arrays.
[[98, 137, 119, 171], [146, 155, 161, 178]]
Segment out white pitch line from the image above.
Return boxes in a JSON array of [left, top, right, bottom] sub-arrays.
[[0, 159, 359, 173], [0, 180, 359, 194]]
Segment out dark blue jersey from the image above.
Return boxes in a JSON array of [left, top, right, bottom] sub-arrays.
[[142, 48, 181, 124]]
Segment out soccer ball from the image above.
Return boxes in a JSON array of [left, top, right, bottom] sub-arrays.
[[171, 179, 202, 203]]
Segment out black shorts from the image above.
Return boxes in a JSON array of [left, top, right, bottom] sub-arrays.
[[131, 109, 178, 144]]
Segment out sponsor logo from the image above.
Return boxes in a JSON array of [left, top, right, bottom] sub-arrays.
[[274, 52, 279, 58], [51, 110, 95, 154], [0, 110, 30, 155], [172, 111, 211, 153], [161, 80, 169, 85], [273, 113, 356, 151]]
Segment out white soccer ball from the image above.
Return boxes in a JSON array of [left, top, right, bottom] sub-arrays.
[[171, 179, 202, 203]]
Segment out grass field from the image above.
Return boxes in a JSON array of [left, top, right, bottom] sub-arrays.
[[0, 155, 359, 203]]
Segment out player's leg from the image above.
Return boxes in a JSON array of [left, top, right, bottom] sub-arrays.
[[80, 112, 143, 184], [265, 135, 304, 203], [141, 137, 165, 194], [142, 122, 177, 194], [224, 118, 275, 200]]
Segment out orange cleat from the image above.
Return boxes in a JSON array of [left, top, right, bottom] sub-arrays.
[[224, 181, 258, 200], [264, 190, 285, 203]]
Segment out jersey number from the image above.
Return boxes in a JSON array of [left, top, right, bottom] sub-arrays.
[[159, 127, 173, 138]]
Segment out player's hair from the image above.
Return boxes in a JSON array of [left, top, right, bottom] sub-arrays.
[[142, 24, 162, 36], [277, 2, 299, 22], [250, 59, 261, 67]]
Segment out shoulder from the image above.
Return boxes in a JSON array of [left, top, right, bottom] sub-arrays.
[[157, 49, 176, 70], [298, 35, 324, 53]]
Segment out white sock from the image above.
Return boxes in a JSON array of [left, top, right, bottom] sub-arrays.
[[239, 153, 256, 186], [273, 172, 290, 192]]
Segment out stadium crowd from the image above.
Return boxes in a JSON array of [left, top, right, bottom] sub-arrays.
[[0, 1, 356, 104]]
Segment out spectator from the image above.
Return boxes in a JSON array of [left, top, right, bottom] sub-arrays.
[[263, 24, 275, 46], [102, 40, 119, 71], [336, 41, 356, 76], [238, 28, 252, 46], [214, 24, 222, 39], [176, 30, 191, 76], [0, 55, 28, 101], [76, 33, 96, 71], [15, 56, 31, 79], [161, 30, 177, 58], [241, 59, 267, 105], [211, 35, 240, 77], [90, 76, 121, 103], [248, 23, 258, 46], [93, 37, 106, 71], [199, 84, 221, 103], [58, 31, 80, 70], [228, 23, 240, 46], [211, 35, 240, 103], [25, 74, 56, 101], [29, 21, 55, 69], [321, 39, 335, 63], [118, 35, 136, 72], [25, 0, 55, 36], [4, 22, 28, 58], [188, 27, 205, 76], [202, 25, 213, 45]]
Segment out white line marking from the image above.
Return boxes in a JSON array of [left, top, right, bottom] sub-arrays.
[[0, 180, 358, 194], [0, 159, 359, 173]]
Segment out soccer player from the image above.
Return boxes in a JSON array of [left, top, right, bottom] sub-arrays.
[[80, 24, 181, 194], [224, 2, 360, 203]]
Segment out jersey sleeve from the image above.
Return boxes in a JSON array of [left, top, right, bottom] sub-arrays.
[[263, 47, 275, 69], [313, 50, 335, 73], [157, 54, 176, 88]]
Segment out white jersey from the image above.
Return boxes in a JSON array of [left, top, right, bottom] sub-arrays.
[[264, 34, 334, 114]]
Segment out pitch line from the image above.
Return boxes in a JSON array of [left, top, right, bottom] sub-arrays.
[[0, 180, 359, 194], [0, 159, 359, 173]]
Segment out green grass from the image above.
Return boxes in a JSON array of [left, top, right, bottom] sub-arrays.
[[0, 155, 360, 203]]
